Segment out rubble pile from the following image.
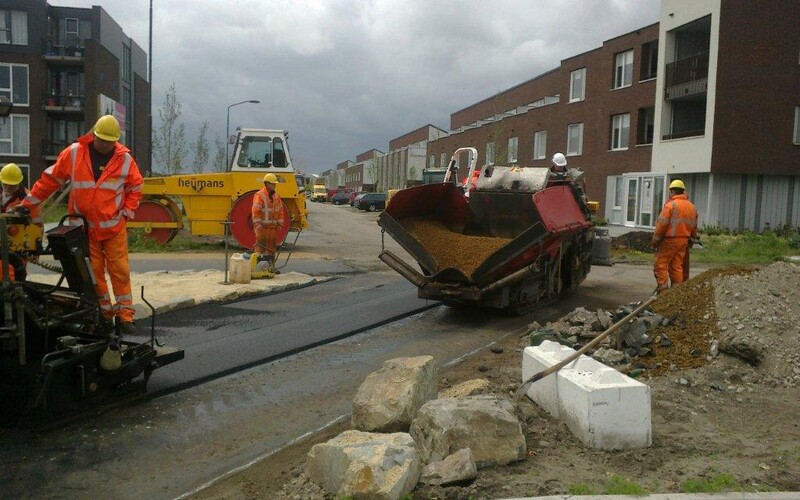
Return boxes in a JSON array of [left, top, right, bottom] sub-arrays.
[[611, 230, 657, 253], [529, 262, 800, 384], [403, 218, 510, 276]]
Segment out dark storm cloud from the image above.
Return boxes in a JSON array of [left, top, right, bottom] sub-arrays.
[[49, 0, 659, 172]]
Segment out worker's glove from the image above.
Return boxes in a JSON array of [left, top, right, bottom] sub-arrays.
[[12, 205, 30, 217], [122, 208, 135, 220]]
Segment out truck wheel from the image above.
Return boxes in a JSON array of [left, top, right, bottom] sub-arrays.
[[229, 192, 291, 249]]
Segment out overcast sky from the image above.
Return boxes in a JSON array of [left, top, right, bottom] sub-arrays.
[[49, 0, 660, 174]]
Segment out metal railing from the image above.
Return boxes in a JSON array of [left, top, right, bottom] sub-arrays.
[[42, 92, 85, 109], [42, 139, 71, 157], [665, 51, 709, 89], [42, 37, 85, 58], [662, 129, 704, 141]]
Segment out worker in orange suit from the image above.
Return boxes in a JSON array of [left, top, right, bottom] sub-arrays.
[[251, 173, 284, 270], [651, 179, 698, 294], [1, 163, 43, 281], [21, 115, 143, 336]]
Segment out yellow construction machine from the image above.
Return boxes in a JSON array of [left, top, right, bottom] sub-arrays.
[[128, 128, 308, 249]]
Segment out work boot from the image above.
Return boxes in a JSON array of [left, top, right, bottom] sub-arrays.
[[116, 320, 137, 337]]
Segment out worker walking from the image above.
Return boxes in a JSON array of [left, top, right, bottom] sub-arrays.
[[651, 179, 698, 293], [21, 115, 143, 335], [251, 173, 284, 270]]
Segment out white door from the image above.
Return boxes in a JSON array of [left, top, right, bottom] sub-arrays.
[[639, 177, 654, 227], [625, 177, 638, 226]]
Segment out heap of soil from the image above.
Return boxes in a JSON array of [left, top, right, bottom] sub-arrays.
[[611, 230, 656, 253], [402, 218, 510, 276]]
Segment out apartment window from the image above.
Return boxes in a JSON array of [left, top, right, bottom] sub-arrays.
[[794, 106, 800, 145], [614, 50, 634, 89], [570, 68, 586, 102], [0, 10, 28, 45], [567, 123, 583, 156], [485, 142, 495, 165], [640, 41, 658, 81], [122, 44, 131, 83], [65, 18, 79, 43], [610, 113, 630, 151], [507, 137, 518, 163], [0, 64, 29, 106], [0, 114, 30, 155], [637, 107, 655, 145], [533, 130, 547, 160], [429, 154, 435, 167], [440, 152, 446, 167]]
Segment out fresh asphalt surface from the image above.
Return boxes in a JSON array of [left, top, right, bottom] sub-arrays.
[[142, 271, 437, 393]]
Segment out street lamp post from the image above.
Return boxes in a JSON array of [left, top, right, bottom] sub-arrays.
[[226, 100, 260, 169]]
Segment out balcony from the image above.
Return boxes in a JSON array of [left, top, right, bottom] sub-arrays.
[[664, 51, 709, 101], [42, 139, 71, 160], [42, 93, 85, 114], [42, 38, 85, 65]]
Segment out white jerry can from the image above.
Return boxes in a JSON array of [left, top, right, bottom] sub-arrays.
[[229, 253, 252, 284]]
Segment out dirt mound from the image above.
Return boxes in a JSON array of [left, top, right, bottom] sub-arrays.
[[611, 230, 656, 253]]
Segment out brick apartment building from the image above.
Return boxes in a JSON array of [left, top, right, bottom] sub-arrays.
[[426, 0, 800, 231], [0, 0, 151, 185]]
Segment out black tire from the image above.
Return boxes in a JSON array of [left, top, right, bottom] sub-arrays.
[[367, 204, 376, 212]]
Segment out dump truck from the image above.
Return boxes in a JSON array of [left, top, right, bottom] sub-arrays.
[[128, 128, 308, 249], [377, 147, 594, 314]]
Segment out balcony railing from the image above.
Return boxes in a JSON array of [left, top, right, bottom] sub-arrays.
[[662, 129, 704, 141], [42, 139, 71, 157], [42, 37, 85, 58], [664, 51, 709, 100], [42, 92, 85, 110]]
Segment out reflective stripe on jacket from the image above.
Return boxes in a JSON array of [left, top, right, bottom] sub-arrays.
[[653, 193, 698, 242], [2, 188, 42, 224], [23, 133, 143, 240], [251, 187, 283, 227]]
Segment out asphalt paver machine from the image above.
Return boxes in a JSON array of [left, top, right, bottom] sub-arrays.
[[0, 212, 183, 425]]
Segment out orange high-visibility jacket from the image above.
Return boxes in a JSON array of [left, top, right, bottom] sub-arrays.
[[23, 133, 143, 241], [2, 187, 42, 224], [251, 187, 284, 228], [653, 193, 698, 244]]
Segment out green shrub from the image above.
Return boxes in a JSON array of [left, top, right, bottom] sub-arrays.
[[681, 473, 740, 493]]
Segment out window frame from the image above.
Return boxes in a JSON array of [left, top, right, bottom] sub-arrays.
[[507, 136, 518, 163], [567, 123, 584, 156], [533, 130, 547, 160], [0, 10, 27, 46], [614, 49, 634, 89], [440, 152, 446, 167], [0, 114, 30, 156], [610, 113, 631, 151], [794, 106, 800, 145], [569, 67, 586, 103], [0, 63, 29, 106], [485, 142, 495, 165]]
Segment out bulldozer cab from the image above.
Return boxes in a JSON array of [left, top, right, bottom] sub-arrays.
[[230, 129, 292, 171]]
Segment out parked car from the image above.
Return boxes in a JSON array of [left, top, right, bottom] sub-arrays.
[[351, 193, 367, 207], [349, 191, 367, 206], [355, 193, 387, 212], [330, 192, 350, 205]]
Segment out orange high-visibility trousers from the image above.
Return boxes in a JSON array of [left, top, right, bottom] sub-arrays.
[[653, 237, 688, 291], [254, 224, 279, 258], [89, 229, 134, 322]]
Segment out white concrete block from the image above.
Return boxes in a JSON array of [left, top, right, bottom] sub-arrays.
[[522, 340, 651, 450], [522, 341, 575, 418]]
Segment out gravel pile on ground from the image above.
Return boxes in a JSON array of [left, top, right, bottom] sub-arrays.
[[611, 230, 656, 253]]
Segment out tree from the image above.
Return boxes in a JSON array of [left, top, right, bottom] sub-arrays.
[[212, 134, 226, 172], [152, 83, 187, 174], [191, 121, 210, 173]]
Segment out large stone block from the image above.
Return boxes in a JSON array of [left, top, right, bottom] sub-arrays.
[[410, 395, 526, 468], [352, 355, 438, 432], [307, 430, 421, 499]]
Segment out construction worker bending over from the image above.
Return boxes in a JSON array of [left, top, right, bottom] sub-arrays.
[[251, 173, 284, 270], [21, 115, 143, 336], [651, 179, 698, 294]]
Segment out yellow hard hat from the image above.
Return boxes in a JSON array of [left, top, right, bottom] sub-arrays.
[[263, 173, 278, 184], [93, 115, 121, 142], [669, 179, 686, 190], [0, 163, 23, 185]]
